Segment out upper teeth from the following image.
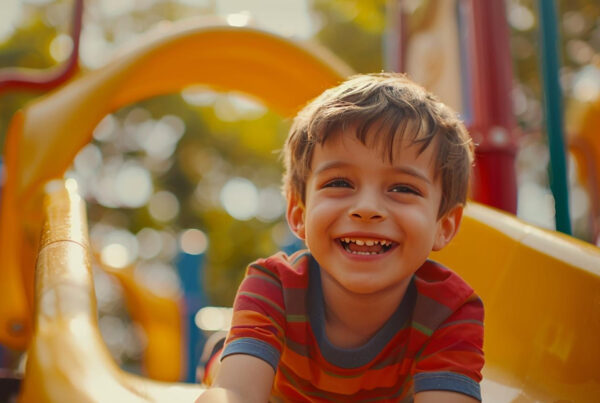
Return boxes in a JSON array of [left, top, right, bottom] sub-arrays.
[[341, 237, 392, 246]]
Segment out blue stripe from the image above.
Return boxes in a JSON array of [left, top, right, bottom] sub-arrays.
[[221, 338, 280, 372], [414, 371, 481, 401]]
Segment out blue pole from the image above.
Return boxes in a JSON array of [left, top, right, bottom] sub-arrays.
[[537, 0, 572, 235], [177, 251, 208, 382]]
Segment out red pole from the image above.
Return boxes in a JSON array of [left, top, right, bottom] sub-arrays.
[[461, 0, 518, 213], [0, 0, 83, 94]]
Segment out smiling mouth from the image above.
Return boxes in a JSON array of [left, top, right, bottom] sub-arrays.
[[337, 237, 396, 255]]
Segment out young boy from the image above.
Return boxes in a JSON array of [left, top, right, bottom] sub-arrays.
[[196, 73, 484, 402]]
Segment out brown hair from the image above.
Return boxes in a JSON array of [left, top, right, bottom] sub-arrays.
[[283, 72, 474, 217]]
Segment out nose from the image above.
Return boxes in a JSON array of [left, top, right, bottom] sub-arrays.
[[349, 191, 385, 222]]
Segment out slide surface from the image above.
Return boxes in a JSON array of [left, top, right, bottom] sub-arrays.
[[433, 204, 600, 402]]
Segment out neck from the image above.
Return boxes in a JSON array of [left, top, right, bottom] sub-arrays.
[[319, 271, 411, 349]]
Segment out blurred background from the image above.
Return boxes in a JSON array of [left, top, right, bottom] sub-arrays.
[[1, 0, 599, 381]]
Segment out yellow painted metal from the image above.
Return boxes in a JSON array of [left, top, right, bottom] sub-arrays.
[[432, 203, 600, 402], [19, 180, 204, 402], [0, 19, 352, 351]]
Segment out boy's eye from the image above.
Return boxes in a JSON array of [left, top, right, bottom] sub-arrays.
[[323, 178, 352, 188], [390, 184, 421, 196]]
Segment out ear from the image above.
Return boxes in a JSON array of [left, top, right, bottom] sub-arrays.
[[432, 204, 463, 251], [286, 192, 306, 240]]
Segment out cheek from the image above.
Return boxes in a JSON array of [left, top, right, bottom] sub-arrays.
[[303, 201, 339, 239], [395, 206, 438, 236], [306, 196, 341, 218]]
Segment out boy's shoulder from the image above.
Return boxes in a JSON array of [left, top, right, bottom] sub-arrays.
[[248, 249, 312, 285], [412, 260, 483, 326]]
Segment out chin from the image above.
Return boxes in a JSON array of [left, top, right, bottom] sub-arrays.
[[338, 277, 389, 295]]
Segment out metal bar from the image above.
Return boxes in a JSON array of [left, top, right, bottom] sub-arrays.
[[537, 0, 572, 234], [462, 0, 519, 213]]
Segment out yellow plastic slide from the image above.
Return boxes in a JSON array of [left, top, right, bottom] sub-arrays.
[[0, 19, 598, 402], [20, 180, 204, 402], [433, 205, 600, 401]]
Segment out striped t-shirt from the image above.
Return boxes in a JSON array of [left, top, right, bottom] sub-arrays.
[[222, 250, 484, 402]]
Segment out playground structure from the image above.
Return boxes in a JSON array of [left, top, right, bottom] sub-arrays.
[[0, 4, 600, 403]]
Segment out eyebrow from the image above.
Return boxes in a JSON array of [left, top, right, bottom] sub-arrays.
[[392, 166, 432, 185], [313, 161, 432, 185], [312, 161, 350, 176]]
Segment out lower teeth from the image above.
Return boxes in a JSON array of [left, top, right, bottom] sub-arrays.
[[343, 245, 381, 255]]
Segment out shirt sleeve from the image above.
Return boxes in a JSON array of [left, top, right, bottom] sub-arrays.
[[221, 260, 287, 371], [413, 294, 485, 401]]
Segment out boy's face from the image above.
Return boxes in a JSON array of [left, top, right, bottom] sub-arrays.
[[287, 129, 462, 296]]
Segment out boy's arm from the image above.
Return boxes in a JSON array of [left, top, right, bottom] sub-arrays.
[[415, 391, 480, 403], [195, 354, 275, 403], [413, 292, 484, 400]]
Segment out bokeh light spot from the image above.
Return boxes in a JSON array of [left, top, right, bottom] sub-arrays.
[[134, 261, 181, 298], [179, 229, 208, 255], [74, 144, 102, 177], [0, 0, 21, 42], [101, 243, 130, 269], [226, 12, 251, 27], [220, 177, 259, 220], [256, 186, 285, 222], [93, 114, 118, 142], [49, 33, 73, 62], [115, 165, 153, 208], [195, 307, 233, 331], [136, 228, 163, 260], [148, 191, 180, 222]]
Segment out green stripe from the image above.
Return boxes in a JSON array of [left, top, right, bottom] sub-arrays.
[[245, 273, 282, 289], [411, 321, 433, 337], [285, 314, 307, 323], [239, 291, 284, 315], [322, 368, 363, 380], [438, 319, 483, 330], [263, 313, 284, 336], [249, 263, 280, 281]]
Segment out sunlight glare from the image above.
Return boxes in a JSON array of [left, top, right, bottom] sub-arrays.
[[226, 11, 251, 27]]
